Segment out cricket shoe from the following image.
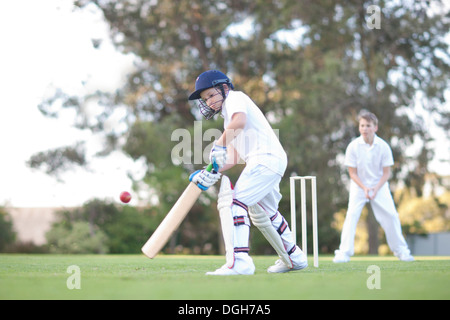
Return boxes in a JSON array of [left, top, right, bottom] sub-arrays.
[[332, 250, 350, 263], [267, 249, 308, 273], [206, 254, 255, 276], [396, 251, 414, 262], [205, 265, 241, 276], [205, 264, 254, 276]]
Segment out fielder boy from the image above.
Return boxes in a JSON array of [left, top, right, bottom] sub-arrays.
[[333, 110, 414, 263], [188, 70, 307, 275]]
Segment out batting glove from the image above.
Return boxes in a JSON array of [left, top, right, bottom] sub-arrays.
[[209, 143, 227, 171], [189, 168, 222, 191]]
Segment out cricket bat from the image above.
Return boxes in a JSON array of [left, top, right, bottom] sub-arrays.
[[141, 164, 214, 258]]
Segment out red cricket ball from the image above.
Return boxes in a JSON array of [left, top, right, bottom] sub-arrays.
[[120, 191, 131, 203]]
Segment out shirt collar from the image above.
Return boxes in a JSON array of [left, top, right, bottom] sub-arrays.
[[357, 134, 379, 145]]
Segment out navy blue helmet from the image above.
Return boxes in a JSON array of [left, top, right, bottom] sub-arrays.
[[188, 70, 234, 101], [188, 70, 234, 119]]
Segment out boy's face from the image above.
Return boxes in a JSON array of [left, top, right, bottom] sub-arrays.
[[200, 86, 227, 111], [359, 118, 378, 142]]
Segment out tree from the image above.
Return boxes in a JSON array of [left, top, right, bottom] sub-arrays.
[[277, 0, 450, 252], [0, 207, 16, 252], [31, 0, 449, 254], [397, 188, 450, 234]]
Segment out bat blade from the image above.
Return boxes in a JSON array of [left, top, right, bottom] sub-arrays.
[[141, 182, 202, 258]]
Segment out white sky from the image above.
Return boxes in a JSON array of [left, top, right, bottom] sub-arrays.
[[0, 0, 144, 207], [0, 0, 448, 208]]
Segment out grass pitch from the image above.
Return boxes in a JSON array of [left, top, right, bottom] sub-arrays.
[[0, 254, 448, 300]]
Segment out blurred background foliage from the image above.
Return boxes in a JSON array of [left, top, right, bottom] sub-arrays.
[[4, 0, 448, 255]]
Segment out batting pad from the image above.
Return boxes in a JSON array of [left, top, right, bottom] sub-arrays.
[[217, 175, 235, 268], [249, 204, 293, 269]]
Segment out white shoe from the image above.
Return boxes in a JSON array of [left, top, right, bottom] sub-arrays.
[[206, 253, 255, 276], [333, 250, 350, 263], [267, 258, 308, 273], [396, 251, 414, 262], [267, 249, 308, 273], [205, 265, 241, 276]]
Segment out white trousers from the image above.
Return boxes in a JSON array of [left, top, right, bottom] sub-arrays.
[[337, 183, 410, 257], [234, 164, 283, 211], [232, 164, 297, 255]]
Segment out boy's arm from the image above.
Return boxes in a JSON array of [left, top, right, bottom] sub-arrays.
[[219, 144, 240, 173], [216, 112, 246, 147], [348, 167, 372, 199], [348, 166, 391, 200], [371, 166, 391, 199], [210, 112, 246, 170]]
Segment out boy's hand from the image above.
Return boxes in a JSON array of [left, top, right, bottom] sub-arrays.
[[364, 187, 377, 200], [209, 143, 227, 171], [189, 168, 222, 191], [369, 187, 379, 200]]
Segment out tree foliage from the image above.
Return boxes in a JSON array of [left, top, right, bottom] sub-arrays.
[[46, 199, 158, 253], [32, 0, 449, 254], [0, 208, 16, 252]]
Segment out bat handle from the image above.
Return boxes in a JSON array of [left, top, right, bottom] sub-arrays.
[[205, 163, 214, 172], [191, 164, 216, 191]]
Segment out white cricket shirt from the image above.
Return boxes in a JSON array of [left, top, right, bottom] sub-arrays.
[[221, 91, 287, 175], [344, 134, 394, 188]]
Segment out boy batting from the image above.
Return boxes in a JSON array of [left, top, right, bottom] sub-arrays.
[[188, 70, 307, 275]]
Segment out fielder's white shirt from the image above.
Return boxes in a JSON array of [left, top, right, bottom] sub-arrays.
[[345, 134, 394, 189], [221, 90, 287, 175]]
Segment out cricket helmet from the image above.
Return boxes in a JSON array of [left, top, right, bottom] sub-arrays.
[[188, 70, 234, 120], [188, 70, 234, 101]]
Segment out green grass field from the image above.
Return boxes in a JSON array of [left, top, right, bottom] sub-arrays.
[[0, 254, 448, 300]]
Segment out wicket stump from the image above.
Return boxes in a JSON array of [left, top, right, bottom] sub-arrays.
[[290, 176, 319, 267]]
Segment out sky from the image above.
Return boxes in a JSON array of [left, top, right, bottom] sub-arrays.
[[0, 0, 449, 208], [0, 0, 144, 207]]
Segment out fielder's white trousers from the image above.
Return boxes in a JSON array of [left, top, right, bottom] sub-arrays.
[[337, 183, 411, 257]]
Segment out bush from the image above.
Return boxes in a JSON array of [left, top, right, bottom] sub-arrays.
[[46, 221, 109, 254], [0, 208, 16, 252], [45, 199, 158, 254]]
